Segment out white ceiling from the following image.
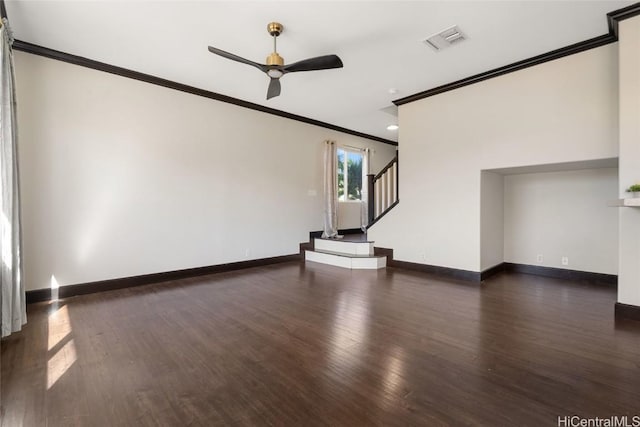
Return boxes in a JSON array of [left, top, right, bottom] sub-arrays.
[[5, 1, 634, 142]]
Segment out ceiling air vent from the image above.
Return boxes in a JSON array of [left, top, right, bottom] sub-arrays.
[[423, 25, 467, 51]]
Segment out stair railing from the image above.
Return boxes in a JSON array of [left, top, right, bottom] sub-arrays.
[[367, 156, 398, 228]]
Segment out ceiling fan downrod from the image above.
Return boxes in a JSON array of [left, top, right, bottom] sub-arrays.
[[266, 22, 284, 66]]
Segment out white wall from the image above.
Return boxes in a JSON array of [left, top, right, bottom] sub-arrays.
[[369, 44, 619, 272], [504, 168, 618, 274], [337, 202, 363, 230], [618, 16, 640, 306], [15, 52, 397, 291], [480, 171, 504, 271]]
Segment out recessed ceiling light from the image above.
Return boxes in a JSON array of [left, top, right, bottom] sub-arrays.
[[387, 124, 399, 131], [388, 88, 398, 95]]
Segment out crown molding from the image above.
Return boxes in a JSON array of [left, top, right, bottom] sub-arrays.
[[12, 40, 398, 147], [394, 2, 640, 106], [607, 2, 640, 38]]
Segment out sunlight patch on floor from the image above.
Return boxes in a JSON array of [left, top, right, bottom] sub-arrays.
[[47, 299, 77, 390], [47, 339, 77, 390], [48, 304, 72, 351]]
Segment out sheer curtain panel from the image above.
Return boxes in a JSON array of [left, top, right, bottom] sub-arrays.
[[322, 140, 338, 238], [360, 148, 370, 231], [1, 17, 26, 337]]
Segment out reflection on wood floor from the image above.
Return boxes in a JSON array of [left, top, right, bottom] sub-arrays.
[[2, 261, 639, 426]]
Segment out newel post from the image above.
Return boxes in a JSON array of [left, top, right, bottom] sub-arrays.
[[367, 174, 375, 225]]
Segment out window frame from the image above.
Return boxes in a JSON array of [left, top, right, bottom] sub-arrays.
[[337, 146, 364, 203]]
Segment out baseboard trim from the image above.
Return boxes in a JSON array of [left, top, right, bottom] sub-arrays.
[[370, 253, 617, 285], [503, 263, 617, 285], [615, 302, 640, 322], [374, 247, 481, 282], [390, 259, 481, 282], [481, 263, 506, 281], [26, 253, 301, 304]]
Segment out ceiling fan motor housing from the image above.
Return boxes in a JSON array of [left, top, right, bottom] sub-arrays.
[[266, 52, 284, 66]]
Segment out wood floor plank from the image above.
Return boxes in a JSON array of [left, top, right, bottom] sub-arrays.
[[2, 262, 639, 426]]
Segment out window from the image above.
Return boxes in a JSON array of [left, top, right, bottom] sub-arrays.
[[337, 148, 363, 201]]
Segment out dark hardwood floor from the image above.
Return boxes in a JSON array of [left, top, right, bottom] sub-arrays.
[[2, 262, 639, 426]]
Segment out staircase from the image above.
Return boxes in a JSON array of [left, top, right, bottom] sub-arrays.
[[304, 235, 386, 270], [303, 155, 399, 270], [367, 155, 398, 228]]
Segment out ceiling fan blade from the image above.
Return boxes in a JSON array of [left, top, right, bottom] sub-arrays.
[[283, 55, 343, 73], [207, 46, 267, 72], [266, 78, 281, 100]]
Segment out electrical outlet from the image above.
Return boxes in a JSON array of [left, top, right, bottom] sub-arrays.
[[536, 254, 543, 263], [420, 252, 427, 261], [561, 256, 569, 266], [245, 249, 251, 258]]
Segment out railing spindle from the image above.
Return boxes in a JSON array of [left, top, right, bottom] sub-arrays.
[[367, 156, 399, 228]]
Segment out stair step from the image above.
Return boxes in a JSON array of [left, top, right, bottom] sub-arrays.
[[305, 250, 386, 270], [314, 238, 373, 256], [312, 249, 378, 258]]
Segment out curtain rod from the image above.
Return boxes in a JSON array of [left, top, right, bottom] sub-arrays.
[[325, 141, 368, 152], [340, 144, 368, 152]]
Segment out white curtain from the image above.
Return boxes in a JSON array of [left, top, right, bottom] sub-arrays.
[[1, 18, 26, 338], [360, 148, 370, 231], [322, 140, 338, 238]]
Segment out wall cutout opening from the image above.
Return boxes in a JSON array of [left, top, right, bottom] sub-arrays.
[[481, 158, 619, 276]]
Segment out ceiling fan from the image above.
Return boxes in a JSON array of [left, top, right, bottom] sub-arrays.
[[207, 22, 343, 100]]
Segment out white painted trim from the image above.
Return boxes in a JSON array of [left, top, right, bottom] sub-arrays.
[[314, 239, 373, 255], [304, 250, 386, 270]]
